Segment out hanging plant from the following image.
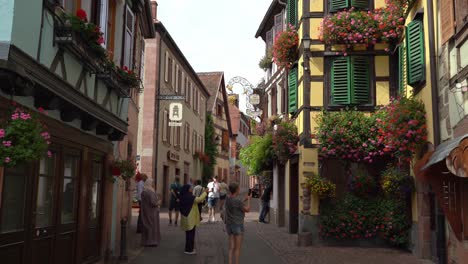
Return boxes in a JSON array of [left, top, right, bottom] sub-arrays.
[[272, 120, 299, 163], [305, 173, 336, 199], [112, 159, 137, 180], [381, 167, 414, 200], [0, 104, 50, 167], [258, 49, 273, 71], [272, 24, 299, 69]]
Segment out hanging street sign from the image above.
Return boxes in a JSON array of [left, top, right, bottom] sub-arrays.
[[246, 109, 263, 117], [169, 103, 183, 126], [249, 94, 260, 105], [158, 95, 185, 100]]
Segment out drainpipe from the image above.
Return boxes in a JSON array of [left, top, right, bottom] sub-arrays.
[[426, 1, 445, 263], [154, 26, 167, 190]]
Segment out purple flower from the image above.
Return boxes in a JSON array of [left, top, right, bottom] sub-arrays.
[[0, 129, 4, 138], [2, 141, 12, 147], [47, 151, 52, 158], [4, 157, 11, 163]]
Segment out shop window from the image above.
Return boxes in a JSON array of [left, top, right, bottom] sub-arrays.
[[0, 165, 28, 233]]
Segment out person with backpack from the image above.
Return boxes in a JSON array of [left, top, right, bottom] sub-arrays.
[[169, 177, 182, 226]]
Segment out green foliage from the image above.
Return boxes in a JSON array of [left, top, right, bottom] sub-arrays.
[[239, 134, 275, 175], [113, 159, 137, 180], [203, 114, 218, 185], [0, 106, 49, 167], [319, 194, 411, 247], [258, 49, 273, 71]]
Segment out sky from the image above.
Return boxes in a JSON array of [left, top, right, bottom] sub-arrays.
[[157, 0, 272, 112]]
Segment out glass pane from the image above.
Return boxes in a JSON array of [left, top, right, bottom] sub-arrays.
[[35, 156, 56, 227], [0, 165, 27, 233], [61, 155, 78, 224], [89, 160, 101, 227]]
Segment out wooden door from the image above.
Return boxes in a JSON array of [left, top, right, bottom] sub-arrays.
[[0, 164, 33, 264], [54, 150, 80, 264], [289, 161, 299, 234], [31, 152, 58, 264], [84, 155, 104, 261]]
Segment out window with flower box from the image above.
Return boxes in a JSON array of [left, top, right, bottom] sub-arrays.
[[330, 56, 371, 106], [329, 0, 370, 13], [406, 16, 425, 88]]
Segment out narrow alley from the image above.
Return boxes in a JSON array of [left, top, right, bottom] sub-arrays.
[[128, 199, 429, 264]]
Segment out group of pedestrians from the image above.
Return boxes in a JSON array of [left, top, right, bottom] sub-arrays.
[[135, 175, 266, 264]]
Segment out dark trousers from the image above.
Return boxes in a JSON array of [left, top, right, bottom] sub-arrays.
[[259, 201, 270, 222], [198, 204, 203, 219], [185, 227, 196, 252], [137, 201, 143, 233]]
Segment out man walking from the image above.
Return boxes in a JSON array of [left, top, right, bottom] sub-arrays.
[[169, 177, 182, 226], [136, 173, 148, 233], [207, 176, 220, 222], [259, 185, 272, 223]]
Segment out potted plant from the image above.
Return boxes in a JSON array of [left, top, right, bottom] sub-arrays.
[[305, 173, 336, 199], [0, 104, 50, 167], [272, 24, 299, 69], [258, 49, 273, 71]]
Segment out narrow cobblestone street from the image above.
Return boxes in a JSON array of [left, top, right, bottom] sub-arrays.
[[129, 199, 430, 264]]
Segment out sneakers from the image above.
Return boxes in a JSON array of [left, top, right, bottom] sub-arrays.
[[184, 250, 197, 255]]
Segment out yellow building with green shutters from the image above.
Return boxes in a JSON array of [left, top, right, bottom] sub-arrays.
[[285, 0, 441, 259]]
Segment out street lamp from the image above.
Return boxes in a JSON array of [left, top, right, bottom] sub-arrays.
[[302, 34, 311, 72]]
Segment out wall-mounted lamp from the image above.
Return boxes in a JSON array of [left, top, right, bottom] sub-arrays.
[[302, 33, 311, 50]]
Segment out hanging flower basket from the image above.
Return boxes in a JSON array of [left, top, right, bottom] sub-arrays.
[[272, 25, 299, 69], [272, 120, 299, 164], [0, 104, 50, 167], [112, 159, 136, 180], [305, 172, 336, 199]]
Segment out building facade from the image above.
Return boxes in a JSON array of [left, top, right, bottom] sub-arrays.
[[198, 72, 232, 184], [255, 0, 288, 227], [138, 22, 209, 207], [228, 103, 251, 192], [0, 0, 154, 263]]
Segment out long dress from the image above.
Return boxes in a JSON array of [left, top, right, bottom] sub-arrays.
[[140, 189, 161, 246]]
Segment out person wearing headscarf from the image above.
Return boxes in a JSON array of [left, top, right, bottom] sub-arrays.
[[140, 178, 161, 247], [179, 184, 208, 254]]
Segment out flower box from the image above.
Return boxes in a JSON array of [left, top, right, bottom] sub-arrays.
[[54, 24, 106, 73], [97, 67, 133, 97]]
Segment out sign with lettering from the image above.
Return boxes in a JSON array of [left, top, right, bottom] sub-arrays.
[[246, 108, 263, 117], [249, 94, 260, 105], [167, 151, 180, 161], [169, 103, 183, 126], [159, 95, 185, 100]]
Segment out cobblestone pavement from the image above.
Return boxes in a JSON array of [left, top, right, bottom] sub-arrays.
[[129, 198, 433, 264]]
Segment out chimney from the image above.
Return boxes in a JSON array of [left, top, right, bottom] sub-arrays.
[[151, 1, 158, 21]]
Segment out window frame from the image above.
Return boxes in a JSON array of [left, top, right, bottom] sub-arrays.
[[325, 55, 375, 110]]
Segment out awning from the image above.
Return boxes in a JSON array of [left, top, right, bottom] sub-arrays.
[[421, 134, 468, 177]]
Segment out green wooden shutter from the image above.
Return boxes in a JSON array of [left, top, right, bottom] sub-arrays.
[[351, 0, 369, 9], [406, 19, 425, 86], [330, 0, 349, 12], [288, 66, 298, 113], [287, 0, 298, 26], [350, 57, 370, 104], [331, 57, 351, 105]]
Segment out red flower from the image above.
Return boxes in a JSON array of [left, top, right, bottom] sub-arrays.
[[38, 107, 45, 113], [76, 9, 88, 22], [123, 66, 129, 71], [97, 36, 105, 45]]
